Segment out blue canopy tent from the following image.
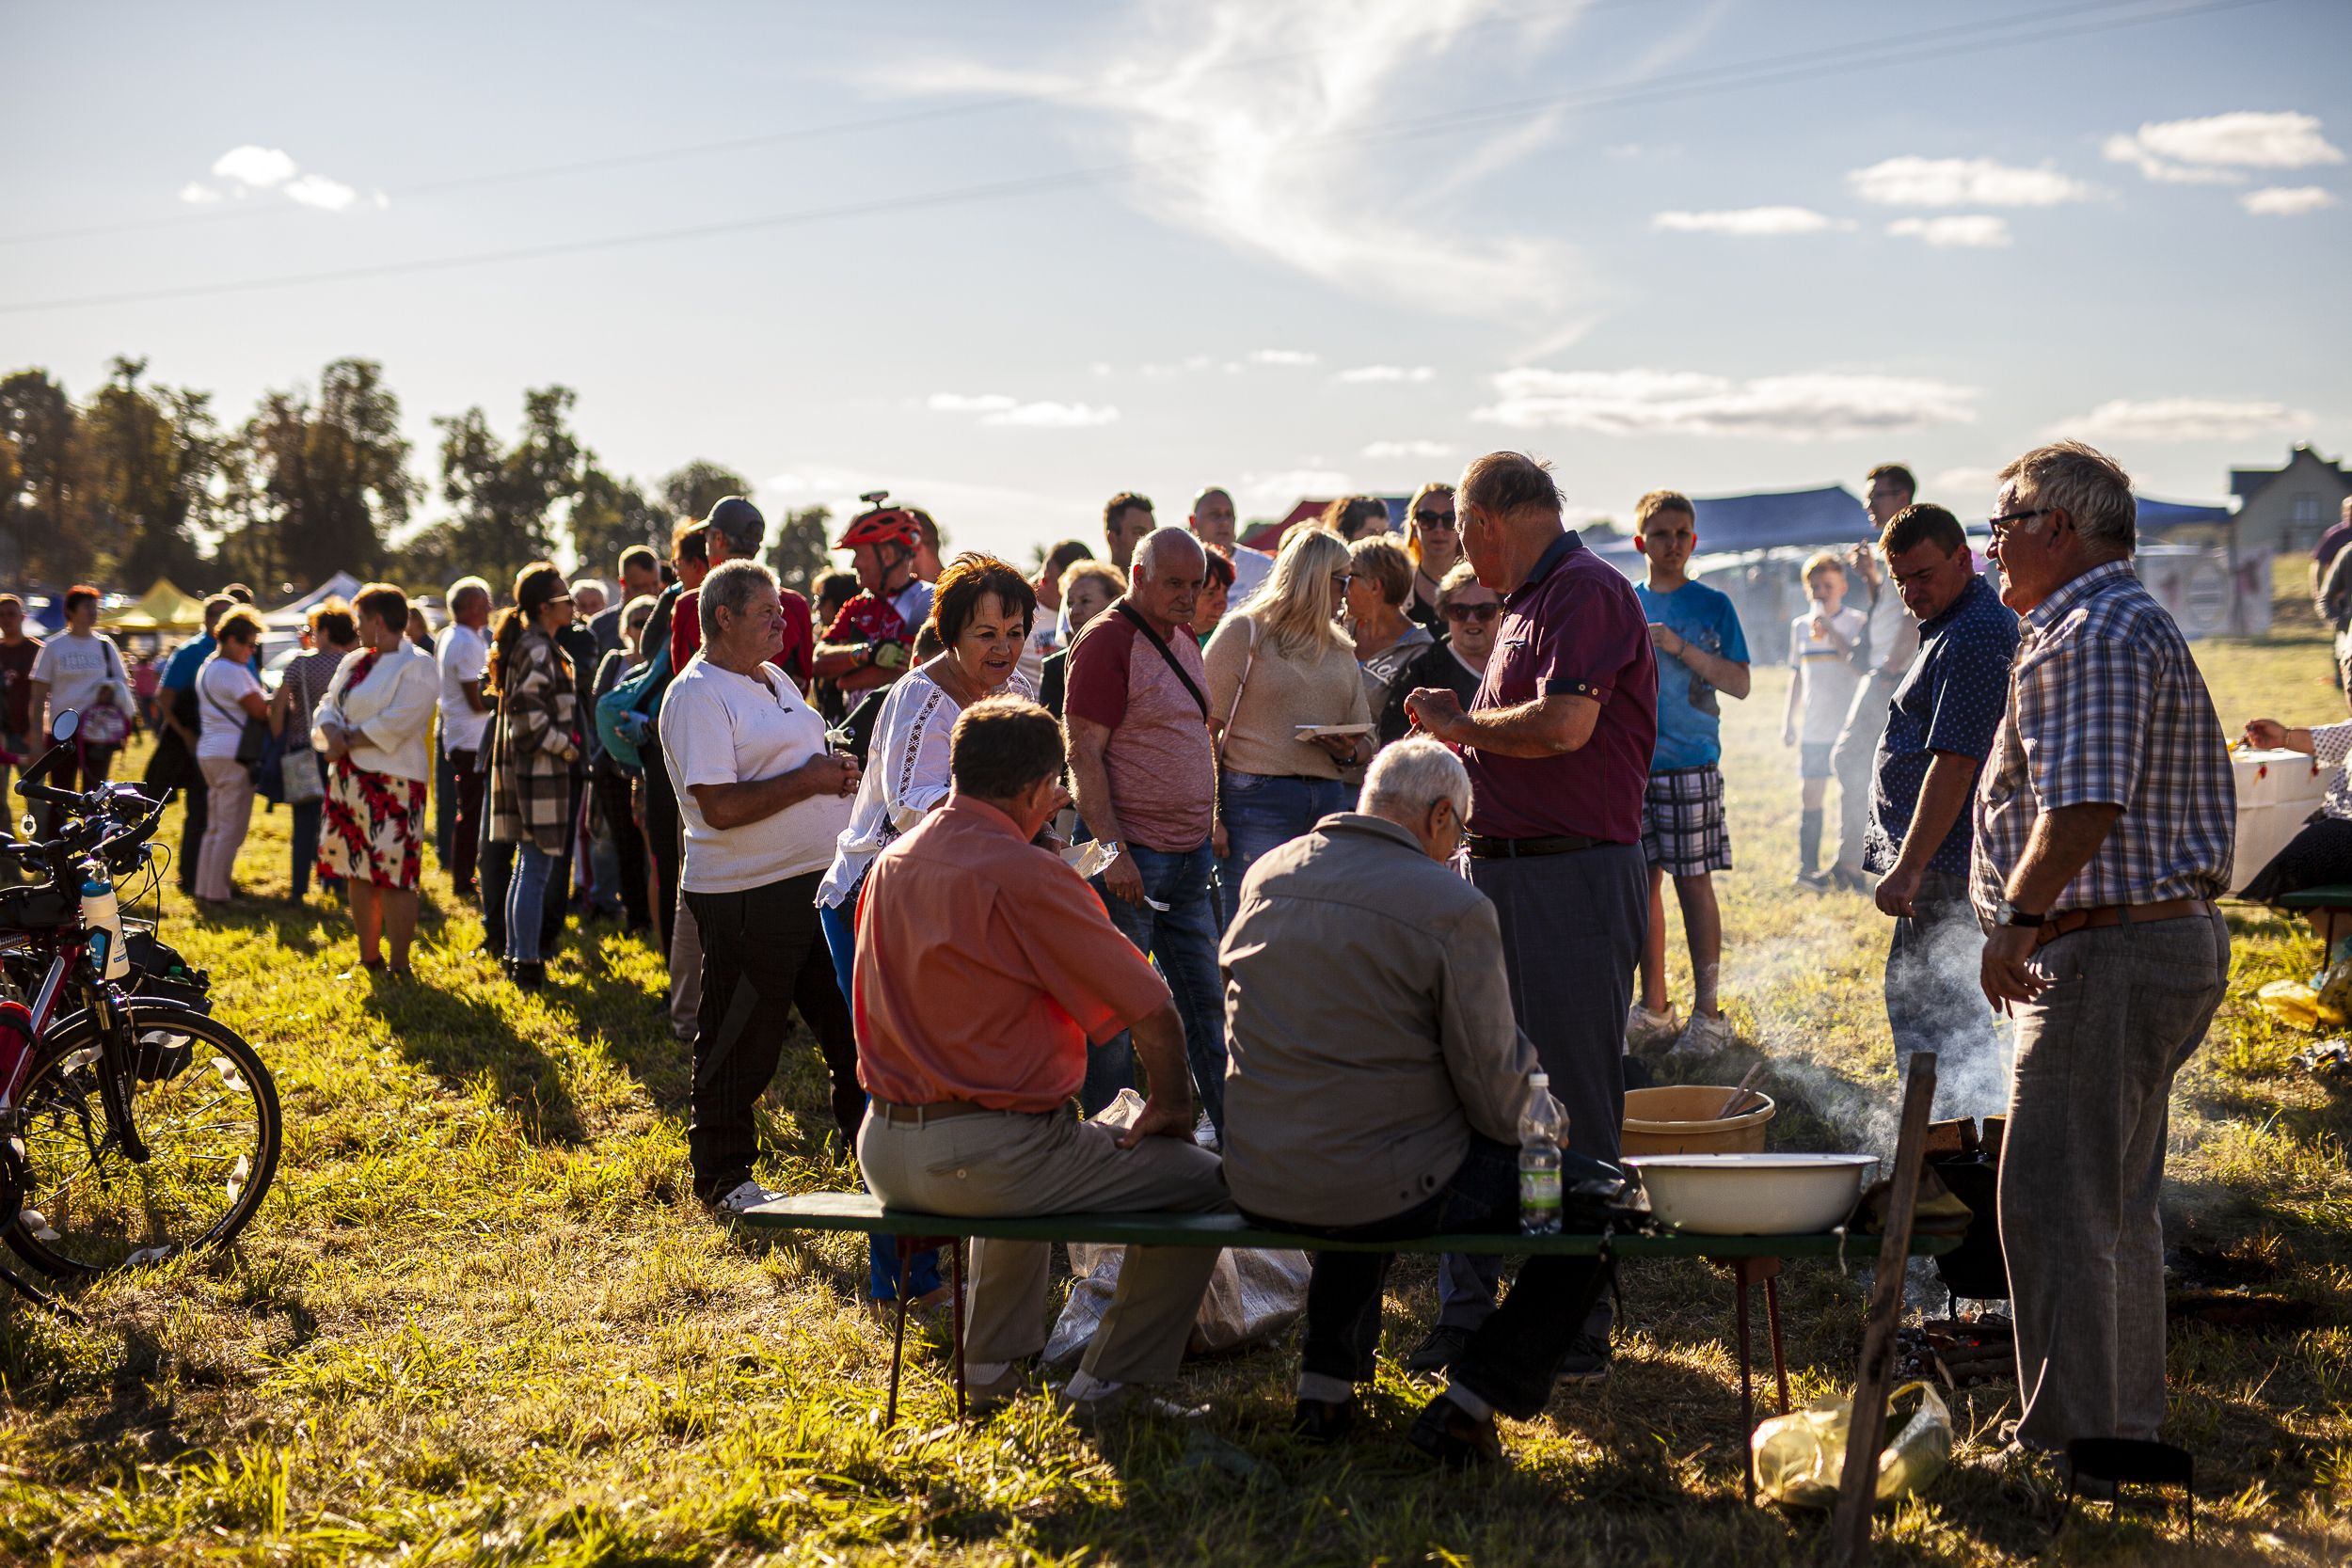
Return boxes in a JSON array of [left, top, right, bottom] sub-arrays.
[[2135, 496, 2233, 533], [1689, 484, 1874, 552]]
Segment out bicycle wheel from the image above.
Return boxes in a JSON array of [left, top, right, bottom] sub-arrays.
[[6, 1002, 282, 1277]]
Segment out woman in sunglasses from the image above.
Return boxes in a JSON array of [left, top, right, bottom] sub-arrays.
[[1376, 562, 1499, 746], [1402, 482, 1462, 634]]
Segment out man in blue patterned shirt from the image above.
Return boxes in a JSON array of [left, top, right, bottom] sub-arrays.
[[1865, 503, 2017, 1117], [1971, 441, 2234, 1465]]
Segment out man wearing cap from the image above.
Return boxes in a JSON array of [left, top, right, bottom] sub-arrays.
[[669, 498, 812, 693], [813, 498, 936, 698]]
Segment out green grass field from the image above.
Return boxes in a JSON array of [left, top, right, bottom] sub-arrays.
[[5, 570, 2352, 1564]]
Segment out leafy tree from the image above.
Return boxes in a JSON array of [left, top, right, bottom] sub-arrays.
[[83, 356, 219, 590], [571, 466, 673, 578], [0, 368, 94, 587], [236, 358, 419, 593], [435, 386, 588, 591], [660, 460, 754, 525], [765, 505, 832, 598]]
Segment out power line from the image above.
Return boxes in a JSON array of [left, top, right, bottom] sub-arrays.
[[0, 0, 2272, 316], [0, 0, 1613, 249]]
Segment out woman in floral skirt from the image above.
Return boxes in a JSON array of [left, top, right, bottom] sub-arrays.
[[312, 582, 439, 978]]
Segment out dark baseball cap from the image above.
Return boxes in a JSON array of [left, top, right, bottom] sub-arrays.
[[707, 496, 766, 551]]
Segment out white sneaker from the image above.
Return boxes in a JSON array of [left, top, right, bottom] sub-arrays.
[[1668, 1011, 1738, 1057], [713, 1179, 782, 1215], [1193, 1113, 1220, 1152], [1626, 1003, 1680, 1051]]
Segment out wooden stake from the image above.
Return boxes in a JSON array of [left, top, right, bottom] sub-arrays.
[[1830, 1051, 1937, 1564]]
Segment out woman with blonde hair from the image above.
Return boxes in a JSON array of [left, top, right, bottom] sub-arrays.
[[1346, 534, 1434, 728], [1401, 481, 1460, 632], [1202, 526, 1372, 924]]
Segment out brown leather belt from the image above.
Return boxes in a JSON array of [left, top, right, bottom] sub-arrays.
[[876, 1099, 993, 1125], [2035, 898, 2212, 947]]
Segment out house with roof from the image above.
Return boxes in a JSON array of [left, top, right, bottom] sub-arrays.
[[2229, 445, 2352, 558]]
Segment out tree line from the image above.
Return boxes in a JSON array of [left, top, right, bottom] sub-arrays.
[[0, 356, 832, 604]]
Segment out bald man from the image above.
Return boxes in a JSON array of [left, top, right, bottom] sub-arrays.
[[1064, 528, 1226, 1141], [1188, 486, 1271, 608]]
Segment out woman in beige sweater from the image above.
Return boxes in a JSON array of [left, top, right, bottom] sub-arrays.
[[1203, 527, 1373, 925]]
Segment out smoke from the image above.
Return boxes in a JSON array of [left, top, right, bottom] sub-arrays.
[[1885, 907, 2015, 1123]]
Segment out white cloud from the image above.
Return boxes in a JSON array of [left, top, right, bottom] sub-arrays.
[[928, 392, 1019, 413], [212, 144, 298, 188], [1885, 214, 2013, 248], [1650, 207, 1845, 236], [876, 3, 1588, 324], [2242, 185, 2339, 215], [1142, 355, 1213, 378], [1335, 365, 1436, 384], [1847, 156, 2090, 207], [981, 401, 1120, 429], [179, 182, 221, 204], [2049, 398, 2312, 443], [1474, 368, 1978, 441], [2106, 111, 2343, 183], [284, 174, 357, 211], [1236, 468, 1353, 515], [1248, 348, 1319, 366], [1931, 467, 2004, 506], [1360, 439, 1457, 459]]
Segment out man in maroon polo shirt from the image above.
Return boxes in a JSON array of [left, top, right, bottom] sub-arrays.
[[1403, 450, 1658, 1384]]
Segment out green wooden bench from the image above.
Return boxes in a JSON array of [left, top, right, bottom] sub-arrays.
[[739, 1191, 1957, 1475], [2275, 886, 2352, 950]]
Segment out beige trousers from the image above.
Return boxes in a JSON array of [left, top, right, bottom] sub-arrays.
[[856, 1105, 1229, 1385]]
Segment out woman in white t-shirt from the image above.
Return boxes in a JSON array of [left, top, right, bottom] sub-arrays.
[[1782, 551, 1867, 890], [191, 608, 279, 905], [657, 560, 862, 1216], [28, 585, 135, 792]]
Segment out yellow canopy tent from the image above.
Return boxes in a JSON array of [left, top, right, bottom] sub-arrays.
[[98, 578, 208, 635]]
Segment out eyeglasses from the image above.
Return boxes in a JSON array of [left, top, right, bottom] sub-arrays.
[[1987, 508, 2052, 536], [1331, 572, 1357, 588], [1413, 510, 1456, 530], [1443, 602, 1501, 623]]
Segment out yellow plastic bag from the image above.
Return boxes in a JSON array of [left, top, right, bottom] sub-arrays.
[[2259, 979, 2346, 1031], [1752, 1381, 1952, 1512]]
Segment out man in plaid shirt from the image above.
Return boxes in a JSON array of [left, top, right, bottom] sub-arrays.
[[1970, 440, 2233, 1465]]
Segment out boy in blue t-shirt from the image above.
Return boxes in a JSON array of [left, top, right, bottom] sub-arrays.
[[1629, 491, 1751, 1057]]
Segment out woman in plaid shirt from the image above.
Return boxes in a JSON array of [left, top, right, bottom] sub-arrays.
[[1972, 440, 2233, 1469]]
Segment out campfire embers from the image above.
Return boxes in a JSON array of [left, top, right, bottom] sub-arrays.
[[1899, 1316, 2016, 1388]]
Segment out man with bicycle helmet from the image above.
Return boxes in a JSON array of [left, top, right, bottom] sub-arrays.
[[812, 494, 936, 698]]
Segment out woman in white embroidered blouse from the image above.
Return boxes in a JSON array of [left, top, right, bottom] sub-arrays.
[[2238, 715, 2352, 931], [813, 552, 1037, 1315]]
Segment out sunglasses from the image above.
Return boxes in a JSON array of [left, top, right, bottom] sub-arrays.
[[1413, 509, 1456, 529], [1987, 508, 2052, 536], [1443, 602, 1501, 624]]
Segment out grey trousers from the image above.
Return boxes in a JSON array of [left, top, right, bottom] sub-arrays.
[[668, 897, 703, 1042], [2000, 908, 2228, 1450], [855, 1105, 1231, 1385], [1885, 869, 2007, 1120], [1440, 841, 1648, 1330], [1830, 670, 1898, 871]]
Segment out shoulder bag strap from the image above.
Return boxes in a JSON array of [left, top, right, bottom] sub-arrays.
[[1114, 603, 1210, 721], [1213, 616, 1258, 769]]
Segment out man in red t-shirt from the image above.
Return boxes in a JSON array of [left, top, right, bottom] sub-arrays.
[[1403, 451, 1658, 1385], [669, 497, 814, 691], [1063, 528, 1226, 1137], [812, 499, 935, 701]]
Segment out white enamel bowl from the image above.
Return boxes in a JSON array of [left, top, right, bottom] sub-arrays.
[[1623, 1152, 1882, 1236]]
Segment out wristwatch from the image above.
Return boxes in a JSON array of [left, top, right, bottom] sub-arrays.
[[1994, 898, 2045, 928]]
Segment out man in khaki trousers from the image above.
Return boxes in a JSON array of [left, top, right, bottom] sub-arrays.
[[850, 697, 1226, 1418]]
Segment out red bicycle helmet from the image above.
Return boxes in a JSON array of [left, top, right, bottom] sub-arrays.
[[834, 490, 921, 551]]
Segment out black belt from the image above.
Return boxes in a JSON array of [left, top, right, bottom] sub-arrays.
[[1467, 833, 1612, 859]]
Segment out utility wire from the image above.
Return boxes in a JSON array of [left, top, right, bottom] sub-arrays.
[[0, 0, 2272, 316]]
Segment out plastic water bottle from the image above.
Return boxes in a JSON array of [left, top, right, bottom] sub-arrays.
[[1518, 1072, 1565, 1235], [81, 872, 129, 981]]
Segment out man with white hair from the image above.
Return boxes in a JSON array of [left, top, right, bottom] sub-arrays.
[[435, 576, 494, 899], [1219, 738, 1611, 1466], [1064, 526, 1225, 1132], [1973, 439, 2233, 1465]]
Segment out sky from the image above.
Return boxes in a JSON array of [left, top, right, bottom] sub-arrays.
[[5, 0, 2347, 570]]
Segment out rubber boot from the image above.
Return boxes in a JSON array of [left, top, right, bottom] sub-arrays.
[[1799, 808, 1823, 878]]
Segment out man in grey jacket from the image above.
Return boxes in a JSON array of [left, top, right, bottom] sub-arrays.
[[1218, 738, 1611, 1466]]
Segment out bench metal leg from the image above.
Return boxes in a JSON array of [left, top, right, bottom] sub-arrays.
[[1765, 1270, 1789, 1417], [883, 1234, 964, 1429], [949, 1237, 967, 1421], [1735, 1268, 1756, 1504], [885, 1258, 914, 1428]]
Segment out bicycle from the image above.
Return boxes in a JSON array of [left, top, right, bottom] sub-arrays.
[[0, 709, 281, 1311]]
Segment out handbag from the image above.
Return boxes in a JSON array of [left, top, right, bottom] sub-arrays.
[[277, 660, 326, 804], [76, 640, 131, 746]]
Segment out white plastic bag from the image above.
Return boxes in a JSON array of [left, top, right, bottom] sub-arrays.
[[1042, 1091, 1311, 1367], [1752, 1380, 1952, 1511]]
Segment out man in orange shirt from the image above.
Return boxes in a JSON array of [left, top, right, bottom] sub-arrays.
[[853, 696, 1228, 1418]]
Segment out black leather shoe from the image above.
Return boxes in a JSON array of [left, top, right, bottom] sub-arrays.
[[1291, 1396, 1356, 1443], [1407, 1393, 1504, 1468], [1404, 1323, 1472, 1376]]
